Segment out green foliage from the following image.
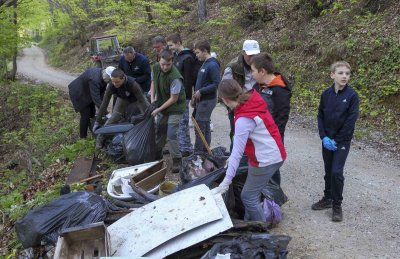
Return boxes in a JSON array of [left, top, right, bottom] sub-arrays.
[[57, 138, 95, 162], [2, 82, 78, 171]]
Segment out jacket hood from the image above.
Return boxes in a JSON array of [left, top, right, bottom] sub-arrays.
[[204, 57, 220, 67], [234, 90, 267, 118], [177, 48, 195, 57]]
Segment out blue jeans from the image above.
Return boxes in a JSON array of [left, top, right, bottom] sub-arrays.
[[322, 141, 351, 206], [178, 100, 193, 153], [241, 161, 284, 221]]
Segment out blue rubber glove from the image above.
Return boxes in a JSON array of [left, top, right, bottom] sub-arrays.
[[330, 139, 338, 151], [322, 137, 336, 151]]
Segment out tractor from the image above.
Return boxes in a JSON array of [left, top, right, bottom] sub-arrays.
[[89, 35, 122, 68]]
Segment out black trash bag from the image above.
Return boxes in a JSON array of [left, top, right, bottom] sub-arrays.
[[181, 151, 228, 184], [15, 191, 107, 248], [202, 234, 291, 259], [262, 180, 288, 206], [225, 167, 288, 219], [123, 106, 155, 165], [106, 133, 126, 163], [175, 167, 227, 192]]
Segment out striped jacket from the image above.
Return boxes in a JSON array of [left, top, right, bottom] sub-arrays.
[[234, 90, 286, 167]]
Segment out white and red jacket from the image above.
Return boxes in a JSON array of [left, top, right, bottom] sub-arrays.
[[225, 90, 286, 181]]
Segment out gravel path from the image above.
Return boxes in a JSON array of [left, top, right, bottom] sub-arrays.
[[18, 46, 400, 258]]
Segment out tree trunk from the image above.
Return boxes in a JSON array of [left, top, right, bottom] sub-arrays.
[[145, 5, 153, 23], [198, 0, 207, 22], [9, 0, 17, 81]]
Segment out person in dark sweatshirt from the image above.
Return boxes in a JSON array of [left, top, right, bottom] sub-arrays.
[[94, 68, 149, 149], [312, 61, 359, 222], [68, 67, 112, 138], [166, 33, 196, 157], [118, 46, 151, 93], [192, 40, 221, 153], [250, 52, 292, 186]]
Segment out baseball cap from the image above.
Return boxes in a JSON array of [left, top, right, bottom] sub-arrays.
[[242, 40, 260, 55], [105, 66, 116, 77]]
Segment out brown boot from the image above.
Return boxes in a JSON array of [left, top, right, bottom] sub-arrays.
[[172, 158, 182, 174]]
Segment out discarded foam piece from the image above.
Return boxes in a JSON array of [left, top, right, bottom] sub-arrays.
[[108, 184, 224, 257]]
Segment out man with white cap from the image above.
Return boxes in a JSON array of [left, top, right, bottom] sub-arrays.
[[94, 67, 149, 149], [68, 66, 113, 138], [221, 40, 261, 150]]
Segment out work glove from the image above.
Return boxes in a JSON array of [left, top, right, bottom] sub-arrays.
[[92, 121, 101, 133], [211, 178, 232, 195], [322, 137, 337, 151]]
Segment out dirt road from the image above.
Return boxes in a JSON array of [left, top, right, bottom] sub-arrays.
[[17, 45, 76, 90], [17, 46, 400, 258]]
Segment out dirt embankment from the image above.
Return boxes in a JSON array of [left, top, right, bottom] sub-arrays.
[[17, 46, 400, 258]]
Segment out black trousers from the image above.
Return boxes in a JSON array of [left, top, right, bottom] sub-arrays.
[[322, 141, 351, 206], [79, 103, 95, 138]]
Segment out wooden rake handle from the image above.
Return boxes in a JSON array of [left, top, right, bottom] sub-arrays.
[[191, 116, 213, 155]]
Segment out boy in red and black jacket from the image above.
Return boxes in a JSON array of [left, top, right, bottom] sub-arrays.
[[250, 52, 292, 185]]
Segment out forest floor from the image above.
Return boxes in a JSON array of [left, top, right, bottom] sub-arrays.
[[15, 46, 400, 258]]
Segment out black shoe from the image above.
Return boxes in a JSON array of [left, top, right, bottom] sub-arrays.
[[311, 197, 333, 210], [172, 158, 182, 174], [181, 151, 192, 157], [332, 205, 343, 222]]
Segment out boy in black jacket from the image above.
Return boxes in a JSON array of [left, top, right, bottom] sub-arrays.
[[312, 61, 359, 222], [166, 33, 196, 157], [250, 52, 292, 185]]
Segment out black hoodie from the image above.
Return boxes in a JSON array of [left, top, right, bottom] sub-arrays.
[[174, 49, 197, 100]]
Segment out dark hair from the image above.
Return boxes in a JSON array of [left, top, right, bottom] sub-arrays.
[[111, 68, 125, 79], [159, 49, 174, 62], [250, 52, 275, 74], [218, 79, 251, 104], [194, 40, 211, 53], [166, 33, 182, 44], [123, 46, 135, 54], [152, 35, 166, 45]]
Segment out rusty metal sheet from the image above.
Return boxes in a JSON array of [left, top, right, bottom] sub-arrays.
[[108, 184, 222, 257], [66, 157, 93, 184]]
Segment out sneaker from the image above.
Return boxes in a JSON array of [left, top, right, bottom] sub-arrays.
[[332, 205, 343, 222], [311, 197, 333, 210]]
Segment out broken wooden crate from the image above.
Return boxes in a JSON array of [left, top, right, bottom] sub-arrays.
[[53, 222, 110, 259]]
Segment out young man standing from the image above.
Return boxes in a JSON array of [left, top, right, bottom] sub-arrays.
[[166, 33, 196, 157], [250, 52, 292, 186], [192, 40, 221, 153], [94, 68, 148, 149], [118, 46, 151, 93], [222, 40, 260, 150], [312, 61, 359, 222], [151, 49, 186, 173]]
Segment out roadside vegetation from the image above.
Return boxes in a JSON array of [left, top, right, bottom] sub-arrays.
[[0, 81, 94, 256]]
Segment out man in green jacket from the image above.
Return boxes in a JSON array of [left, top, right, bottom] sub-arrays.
[[151, 49, 186, 173]]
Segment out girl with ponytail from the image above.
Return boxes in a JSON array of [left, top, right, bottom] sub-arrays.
[[212, 79, 286, 222]]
